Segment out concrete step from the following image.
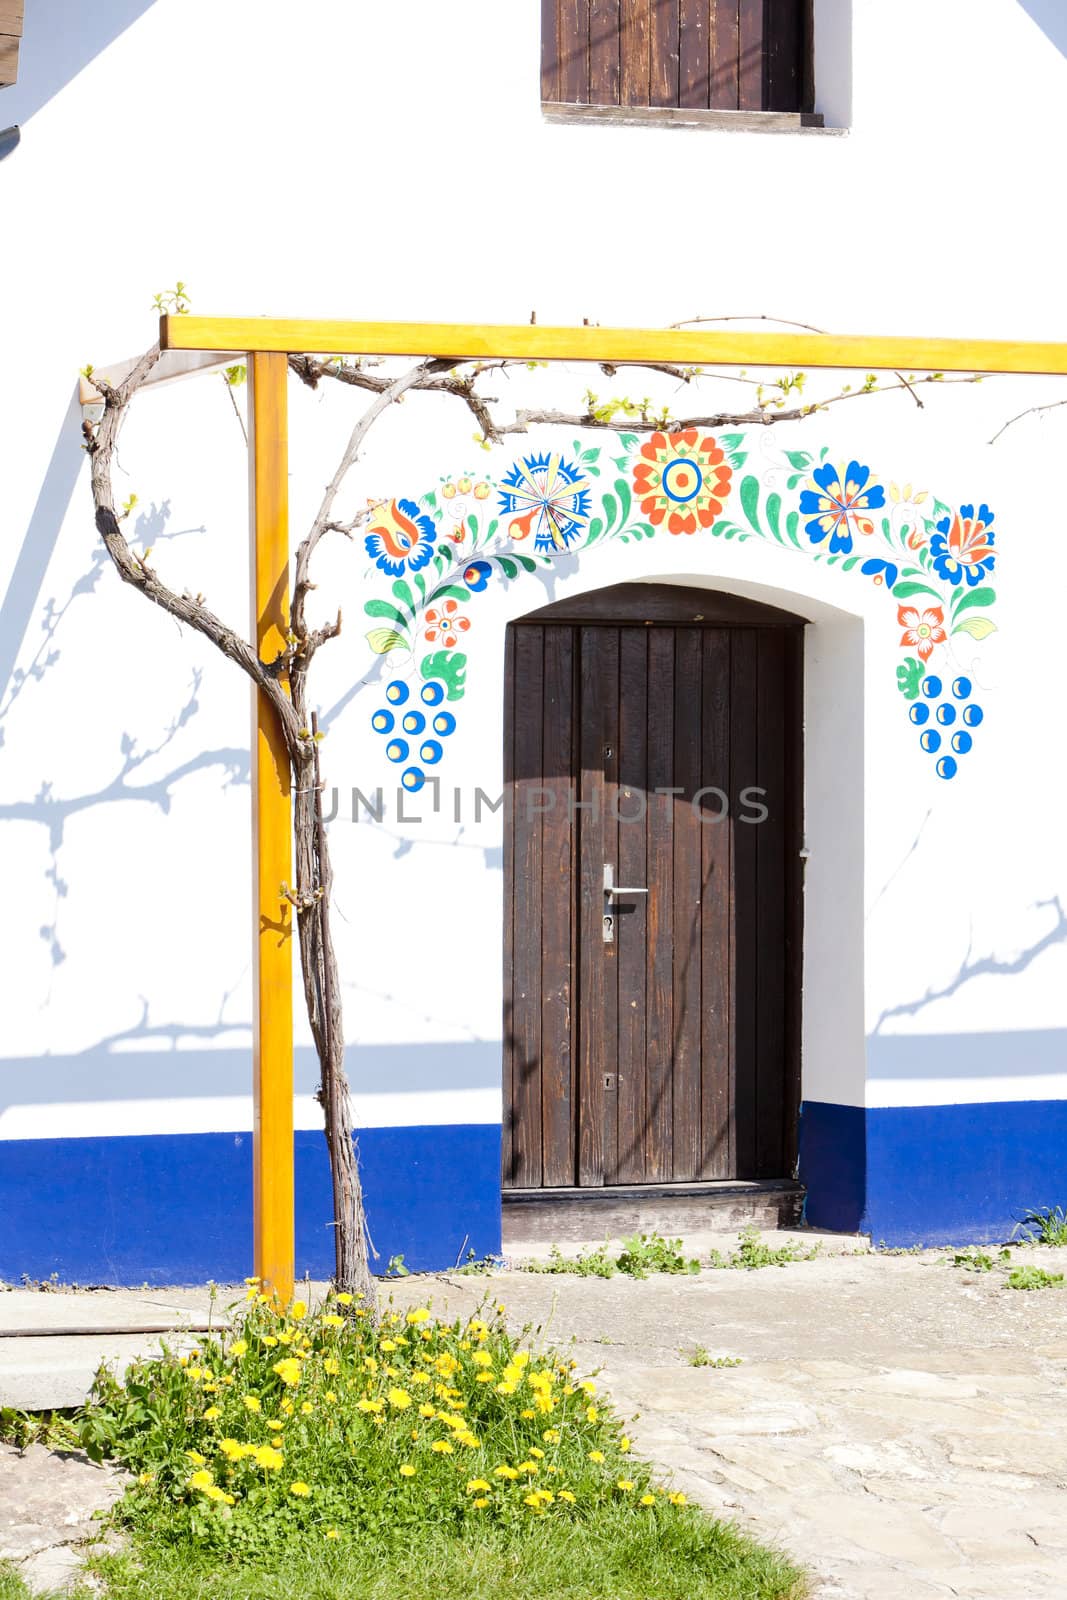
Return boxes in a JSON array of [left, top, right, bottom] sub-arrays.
[[502, 1179, 806, 1258]]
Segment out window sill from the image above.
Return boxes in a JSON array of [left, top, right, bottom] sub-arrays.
[[542, 102, 846, 135]]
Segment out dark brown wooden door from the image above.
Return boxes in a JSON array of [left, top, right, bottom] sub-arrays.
[[503, 583, 802, 1190]]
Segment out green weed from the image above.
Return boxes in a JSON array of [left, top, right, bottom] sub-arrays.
[[1007, 1265, 1064, 1291], [686, 1347, 743, 1370], [1014, 1206, 1067, 1247], [525, 1233, 700, 1280], [708, 1227, 820, 1271], [949, 1248, 1010, 1273]]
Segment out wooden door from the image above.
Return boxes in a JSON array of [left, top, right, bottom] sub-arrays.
[[503, 582, 803, 1190]]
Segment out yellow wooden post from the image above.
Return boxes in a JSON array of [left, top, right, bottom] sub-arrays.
[[247, 352, 295, 1305]]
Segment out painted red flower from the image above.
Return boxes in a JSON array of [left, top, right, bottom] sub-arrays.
[[424, 598, 470, 649], [632, 430, 732, 534], [897, 604, 946, 662]]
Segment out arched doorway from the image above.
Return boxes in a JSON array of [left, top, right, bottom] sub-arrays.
[[502, 581, 805, 1211]]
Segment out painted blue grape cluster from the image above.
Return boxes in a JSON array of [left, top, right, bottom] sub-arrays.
[[370, 678, 457, 794], [907, 674, 983, 780]]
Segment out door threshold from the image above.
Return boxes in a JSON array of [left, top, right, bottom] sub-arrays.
[[501, 1178, 805, 1250]]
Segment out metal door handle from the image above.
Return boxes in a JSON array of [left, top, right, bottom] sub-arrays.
[[603, 863, 648, 897]]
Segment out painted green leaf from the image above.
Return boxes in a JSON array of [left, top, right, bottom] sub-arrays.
[[739, 475, 762, 535], [424, 492, 438, 511], [364, 599, 408, 627], [719, 432, 745, 450], [728, 452, 749, 470], [428, 584, 470, 605], [413, 572, 427, 602], [841, 556, 861, 571], [785, 510, 800, 546], [952, 585, 996, 618], [420, 650, 467, 701], [601, 492, 618, 533], [485, 519, 499, 539], [392, 579, 415, 613], [953, 615, 998, 640], [514, 554, 538, 572], [785, 450, 812, 471], [896, 656, 925, 700], [615, 477, 632, 527], [588, 516, 604, 544], [366, 628, 405, 655], [495, 557, 518, 579], [891, 580, 944, 602], [618, 431, 639, 451], [765, 491, 782, 541]]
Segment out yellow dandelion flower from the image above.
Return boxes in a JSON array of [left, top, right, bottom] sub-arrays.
[[523, 1494, 545, 1510], [471, 1350, 493, 1368], [586, 1406, 599, 1422], [266, 1419, 284, 1432], [640, 1493, 656, 1506], [229, 1339, 248, 1358], [588, 1450, 605, 1464], [242, 1395, 261, 1413], [620, 1435, 631, 1453], [336, 1292, 353, 1305], [325, 1527, 341, 1539], [280, 1399, 294, 1416], [276, 1331, 294, 1347], [203, 1406, 221, 1421], [188, 1469, 214, 1492], [558, 1489, 576, 1503], [668, 1491, 687, 1506], [219, 1438, 246, 1461], [431, 1440, 454, 1454], [456, 1432, 480, 1448], [529, 1447, 545, 1459], [204, 1484, 231, 1503], [399, 1464, 416, 1478], [263, 1335, 279, 1348], [466, 1478, 491, 1493], [289, 1481, 311, 1498], [363, 1357, 379, 1374], [475, 1372, 494, 1384], [323, 1357, 340, 1376], [300, 1401, 314, 1416], [496, 1381, 518, 1397], [542, 1429, 560, 1443], [357, 1398, 383, 1415], [472, 1496, 490, 1509], [380, 1338, 397, 1352], [137, 1471, 154, 1486], [186, 1449, 206, 1466], [521, 1408, 536, 1420], [387, 1387, 412, 1410], [244, 1276, 260, 1287], [617, 1480, 634, 1492], [273, 1358, 302, 1387], [321, 1314, 345, 1328], [410, 1370, 432, 1386], [579, 1380, 596, 1396], [406, 1308, 430, 1324], [324, 1390, 337, 1405], [290, 1300, 308, 1321], [252, 1445, 284, 1471], [494, 1465, 519, 1479]]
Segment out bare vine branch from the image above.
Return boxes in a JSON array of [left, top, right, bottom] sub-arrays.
[[989, 395, 1067, 445]]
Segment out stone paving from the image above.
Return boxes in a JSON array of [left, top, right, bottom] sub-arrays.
[[3, 1238, 1067, 1597]]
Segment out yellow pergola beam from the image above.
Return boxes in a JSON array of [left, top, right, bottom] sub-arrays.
[[162, 315, 1067, 376]]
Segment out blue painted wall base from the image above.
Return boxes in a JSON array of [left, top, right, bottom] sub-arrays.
[[800, 1098, 1067, 1246], [0, 1124, 501, 1285]]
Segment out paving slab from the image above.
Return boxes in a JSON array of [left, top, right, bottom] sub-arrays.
[[0, 1442, 125, 1593]]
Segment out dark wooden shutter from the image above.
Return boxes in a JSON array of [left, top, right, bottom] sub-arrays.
[[542, 0, 810, 113]]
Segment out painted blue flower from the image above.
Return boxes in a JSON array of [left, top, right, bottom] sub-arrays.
[[364, 498, 437, 576], [861, 558, 899, 588], [462, 559, 492, 592], [799, 460, 886, 555], [499, 452, 591, 554], [929, 503, 995, 587]]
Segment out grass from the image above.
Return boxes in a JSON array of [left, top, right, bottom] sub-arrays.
[[1007, 1264, 1064, 1291], [526, 1233, 700, 1279], [21, 1287, 800, 1600], [707, 1227, 820, 1271], [1014, 1206, 1067, 1247], [686, 1346, 744, 1369]]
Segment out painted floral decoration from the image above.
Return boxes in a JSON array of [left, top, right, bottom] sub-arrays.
[[799, 461, 886, 555], [928, 503, 996, 587], [364, 433, 999, 786], [897, 604, 946, 661], [364, 498, 437, 576], [499, 453, 592, 553], [423, 598, 470, 648], [631, 430, 732, 534]]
